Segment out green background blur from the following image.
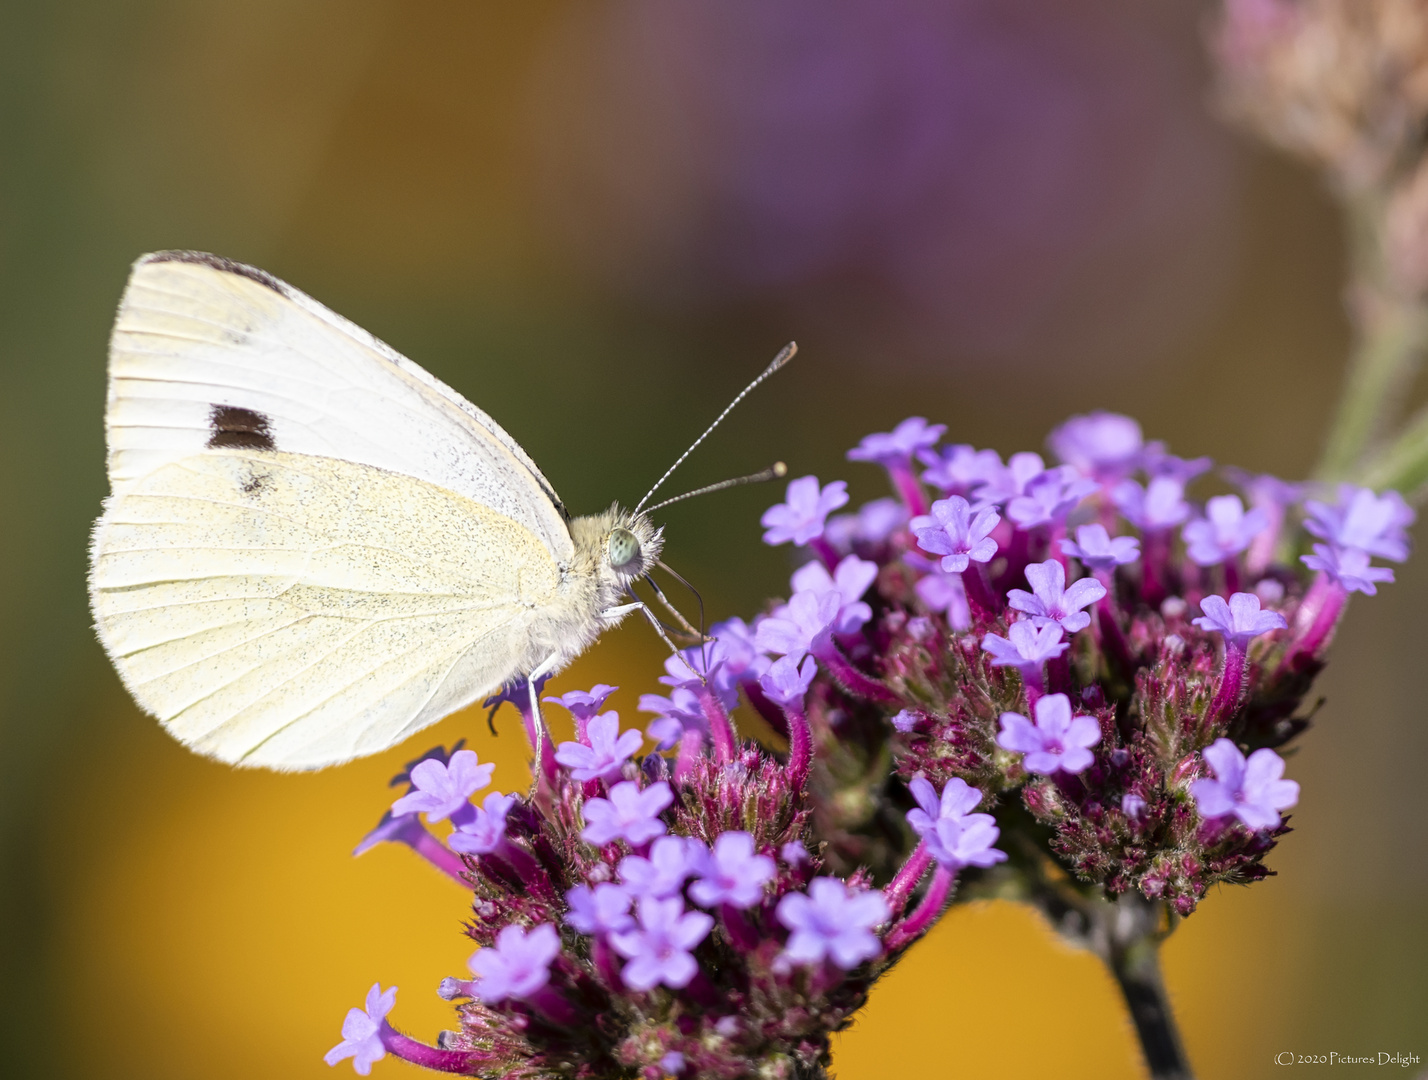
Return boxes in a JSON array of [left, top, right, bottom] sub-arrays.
[[1, 3, 1424, 1078]]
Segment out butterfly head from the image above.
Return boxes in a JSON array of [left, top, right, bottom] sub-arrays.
[[604, 510, 663, 584]]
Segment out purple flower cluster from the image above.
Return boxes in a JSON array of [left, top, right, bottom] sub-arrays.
[[330, 410, 1409, 1079]]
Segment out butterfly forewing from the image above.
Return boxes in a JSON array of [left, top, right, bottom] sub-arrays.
[[91, 252, 586, 770]]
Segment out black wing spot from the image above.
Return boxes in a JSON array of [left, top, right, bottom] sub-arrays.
[[143, 251, 287, 296], [208, 404, 275, 450]]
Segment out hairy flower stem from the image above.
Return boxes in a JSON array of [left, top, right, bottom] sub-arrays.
[[883, 843, 932, 916], [781, 699, 813, 789], [1208, 641, 1248, 727], [383, 1025, 489, 1073], [697, 684, 738, 763], [812, 640, 899, 704], [1107, 927, 1192, 1080], [883, 865, 953, 952], [959, 564, 1001, 616]]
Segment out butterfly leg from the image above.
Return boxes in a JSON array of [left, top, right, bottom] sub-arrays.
[[601, 601, 702, 682], [526, 651, 562, 776]]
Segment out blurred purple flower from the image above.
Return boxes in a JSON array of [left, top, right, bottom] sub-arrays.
[[555, 712, 644, 783], [762, 476, 850, 545], [1182, 494, 1268, 566], [565, 882, 635, 936], [791, 554, 879, 633], [971, 451, 1046, 508], [913, 563, 972, 630], [544, 684, 618, 722], [847, 417, 946, 466], [581, 781, 673, 846], [905, 776, 1005, 870], [825, 497, 909, 550], [1006, 467, 1098, 529], [919, 444, 1003, 494], [777, 878, 889, 969], [1141, 444, 1213, 482], [471, 923, 562, 1004], [639, 686, 708, 751], [910, 495, 1000, 572], [1304, 485, 1415, 562], [1190, 738, 1298, 830], [997, 693, 1100, 774], [759, 655, 818, 709], [1113, 476, 1192, 531], [1301, 543, 1395, 595], [1047, 412, 1143, 480], [1192, 592, 1287, 646], [1060, 522, 1141, 571], [611, 896, 714, 990], [1006, 560, 1105, 633], [390, 750, 494, 824], [689, 831, 777, 909], [324, 983, 395, 1075]]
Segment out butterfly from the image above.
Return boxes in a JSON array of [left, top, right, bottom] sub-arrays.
[[89, 251, 789, 770]]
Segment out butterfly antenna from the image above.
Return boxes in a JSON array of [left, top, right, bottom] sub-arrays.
[[642, 462, 787, 515], [633, 342, 796, 516], [655, 560, 709, 676]]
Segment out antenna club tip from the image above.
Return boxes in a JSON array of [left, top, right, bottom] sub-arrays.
[[772, 461, 788, 477]]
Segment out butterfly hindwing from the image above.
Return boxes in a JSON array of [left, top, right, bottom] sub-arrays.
[[90, 449, 562, 769]]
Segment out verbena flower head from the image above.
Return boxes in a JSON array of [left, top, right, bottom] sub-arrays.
[[1191, 739, 1299, 831], [761, 475, 849, 546], [997, 694, 1101, 775], [1006, 560, 1106, 633], [335, 407, 1409, 1078], [847, 416, 946, 466], [910, 496, 1000, 572]]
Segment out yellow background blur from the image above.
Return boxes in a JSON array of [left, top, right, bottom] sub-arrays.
[[1, 3, 1424, 1079]]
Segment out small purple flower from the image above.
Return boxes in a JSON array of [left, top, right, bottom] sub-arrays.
[[1006, 467, 1098, 530], [1182, 494, 1269, 566], [1224, 468, 1304, 513], [619, 835, 707, 899], [781, 841, 810, 866], [761, 476, 850, 546], [1047, 411, 1144, 480], [997, 693, 1101, 774], [755, 589, 840, 664], [776, 878, 889, 969], [910, 496, 1000, 573], [905, 777, 1006, 870], [449, 792, 517, 855], [324, 983, 395, 1075], [1301, 543, 1396, 595], [1113, 476, 1192, 531], [1006, 560, 1106, 634], [704, 617, 773, 698], [564, 882, 635, 935], [1304, 484, 1415, 562], [390, 749, 494, 823], [1060, 523, 1141, 572], [610, 896, 715, 990], [470, 923, 562, 1004], [790, 554, 878, 634], [1192, 592, 1288, 646], [970, 451, 1047, 508], [918, 444, 1004, 494], [890, 708, 919, 733], [759, 654, 818, 709], [544, 684, 618, 722], [1141, 444, 1213, 482], [824, 498, 908, 549], [661, 1052, 687, 1075], [638, 687, 707, 751], [555, 712, 644, 783], [581, 781, 673, 846], [913, 564, 971, 630], [981, 621, 1068, 672], [847, 417, 946, 466], [689, 831, 777, 909], [1190, 738, 1299, 830]]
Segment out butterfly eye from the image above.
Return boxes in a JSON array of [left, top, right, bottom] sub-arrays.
[[607, 527, 642, 569]]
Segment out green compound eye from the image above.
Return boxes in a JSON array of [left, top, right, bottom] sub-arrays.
[[607, 527, 641, 569]]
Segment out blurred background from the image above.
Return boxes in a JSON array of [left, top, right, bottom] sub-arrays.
[[1, 1, 1424, 1077]]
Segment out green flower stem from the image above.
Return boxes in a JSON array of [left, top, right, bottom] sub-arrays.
[[1358, 401, 1428, 499]]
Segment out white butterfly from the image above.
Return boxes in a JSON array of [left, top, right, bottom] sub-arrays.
[[89, 251, 788, 770]]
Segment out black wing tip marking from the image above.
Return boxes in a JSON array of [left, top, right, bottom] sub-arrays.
[[142, 251, 288, 296], [208, 404, 276, 450]]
